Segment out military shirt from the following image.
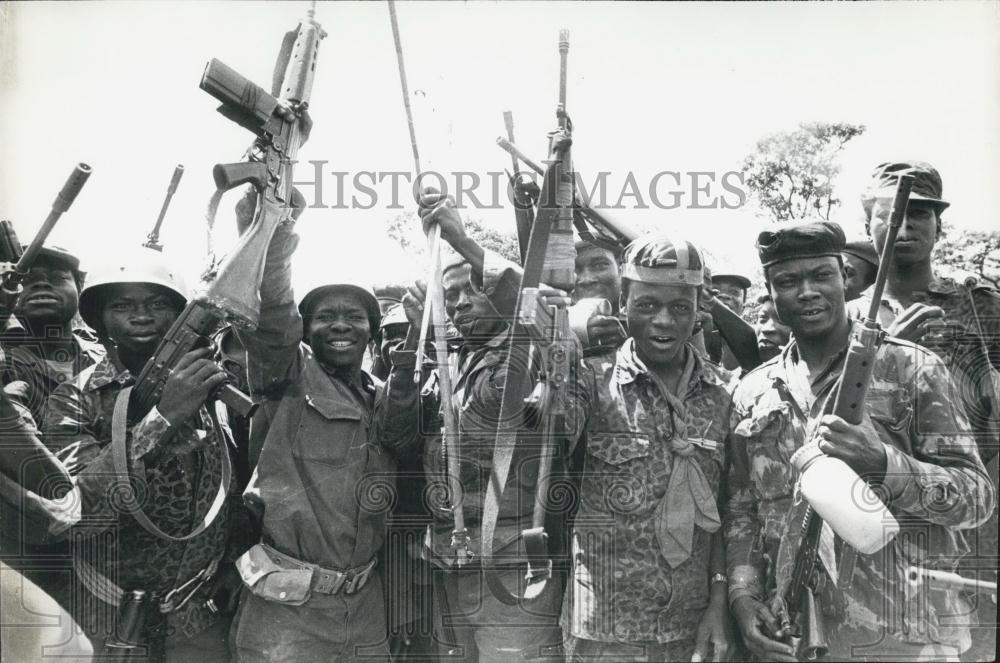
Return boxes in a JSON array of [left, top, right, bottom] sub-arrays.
[[567, 340, 734, 644], [2, 329, 105, 428], [723, 331, 995, 651], [43, 355, 230, 635]]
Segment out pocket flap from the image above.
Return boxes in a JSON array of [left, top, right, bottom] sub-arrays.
[[236, 544, 280, 588], [305, 395, 362, 421], [588, 433, 651, 465], [236, 545, 313, 605]]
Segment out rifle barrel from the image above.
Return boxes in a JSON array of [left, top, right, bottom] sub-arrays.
[[907, 566, 998, 594], [865, 174, 914, 322], [146, 164, 185, 250], [15, 163, 91, 275]]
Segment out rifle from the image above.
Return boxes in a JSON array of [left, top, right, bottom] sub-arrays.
[[143, 164, 184, 252], [199, 1, 325, 328], [0, 164, 91, 297], [481, 29, 577, 605], [502, 111, 535, 264], [496, 136, 639, 252], [778, 174, 915, 661]]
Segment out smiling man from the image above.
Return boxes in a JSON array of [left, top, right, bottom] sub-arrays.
[[566, 235, 735, 663], [231, 219, 414, 663], [724, 221, 994, 662]]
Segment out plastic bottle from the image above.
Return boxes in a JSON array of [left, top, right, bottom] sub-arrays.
[[790, 441, 899, 554]]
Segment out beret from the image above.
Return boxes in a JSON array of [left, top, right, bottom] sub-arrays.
[[756, 221, 846, 269]]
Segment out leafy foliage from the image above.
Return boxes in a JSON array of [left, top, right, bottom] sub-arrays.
[[742, 122, 866, 223], [934, 225, 1000, 289]]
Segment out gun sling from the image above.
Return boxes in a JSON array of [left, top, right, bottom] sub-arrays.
[[110, 386, 232, 543]]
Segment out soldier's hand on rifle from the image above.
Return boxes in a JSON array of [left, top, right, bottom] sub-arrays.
[[731, 595, 797, 661], [539, 287, 572, 311], [815, 413, 887, 476], [402, 281, 426, 328], [157, 347, 229, 427], [886, 303, 945, 344], [418, 188, 466, 245]]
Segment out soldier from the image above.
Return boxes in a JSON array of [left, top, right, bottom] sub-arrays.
[[859, 161, 1000, 661], [841, 239, 879, 302], [379, 190, 590, 663], [571, 240, 628, 352], [753, 293, 792, 363], [724, 221, 994, 661], [43, 249, 237, 661], [1, 245, 104, 426], [565, 235, 735, 662], [230, 219, 410, 663]]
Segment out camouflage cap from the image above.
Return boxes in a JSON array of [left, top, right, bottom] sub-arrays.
[[620, 234, 704, 287], [756, 221, 846, 269], [862, 161, 949, 211], [711, 272, 752, 290], [842, 239, 879, 269], [373, 283, 407, 304]]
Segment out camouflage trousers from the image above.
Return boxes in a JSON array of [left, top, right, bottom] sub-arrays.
[[564, 636, 695, 663]]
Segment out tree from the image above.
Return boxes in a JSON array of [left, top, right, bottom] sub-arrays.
[[934, 225, 1000, 289], [742, 122, 866, 224], [384, 211, 520, 266]]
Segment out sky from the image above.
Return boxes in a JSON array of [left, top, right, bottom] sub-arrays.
[[1, 1, 998, 293]]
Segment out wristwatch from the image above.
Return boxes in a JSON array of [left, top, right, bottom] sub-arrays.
[[710, 572, 727, 585]]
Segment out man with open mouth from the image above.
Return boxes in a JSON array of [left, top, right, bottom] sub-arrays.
[[565, 234, 736, 663], [725, 220, 993, 662]]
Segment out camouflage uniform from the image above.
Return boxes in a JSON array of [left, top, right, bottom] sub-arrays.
[[724, 332, 995, 658], [564, 340, 734, 659], [43, 355, 233, 661], [860, 275, 1000, 659]]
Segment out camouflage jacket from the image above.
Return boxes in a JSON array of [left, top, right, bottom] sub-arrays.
[[2, 329, 105, 428], [860, 275, 1000, 457], [43, 355, 231, 636], [723, 331, 995, 651], [567, 340, 735, 644]]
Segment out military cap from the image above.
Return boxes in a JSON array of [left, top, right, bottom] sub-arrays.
[[711, 272, 751, 290], [756, 221, 846, 269], [862, 161, 949, 211], [24, 245, 80, 273], [842, 239, 879, 269], [379, 302, 409, 330], [620, 234, 704, 287]]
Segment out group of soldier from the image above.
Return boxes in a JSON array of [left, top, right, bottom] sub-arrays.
[[0, 158, 996, 663]]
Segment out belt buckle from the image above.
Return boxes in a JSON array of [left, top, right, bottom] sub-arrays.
[[314, 570, 347, 595], [343, 562, 373, 595], [159, 567, 211, 614]]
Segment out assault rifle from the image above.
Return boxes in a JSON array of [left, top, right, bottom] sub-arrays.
[[143, 164, 184, 252], [777, 174, 915, 661], [482, 29, 577, 605], [502, 111, 534, 264], [496, 136, 638, 253]]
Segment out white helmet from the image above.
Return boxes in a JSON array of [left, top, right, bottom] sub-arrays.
[[78, 248, 188, 330]]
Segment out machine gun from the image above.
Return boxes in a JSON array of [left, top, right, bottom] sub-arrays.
[[777, 174, 915, 661], [481, 29, 578, 605], [143, 164, 184, 252]]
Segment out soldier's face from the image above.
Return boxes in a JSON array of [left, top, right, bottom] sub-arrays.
[[842, 253, 876, 301], [625, 281, 698, 368], [755, 299, 791, 361], [767, 256, 847, 340], [14, 260, 79, 327], [869, 200, 939, 266], [306, 291, 372, 370], [574, 246, 621, 308], [713, 278, 746, 315], [100, 284, 181, 356], [442, 264, 504, 341]]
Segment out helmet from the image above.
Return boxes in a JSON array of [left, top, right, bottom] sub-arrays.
[[620, 235, 704, 287], [297, 280, 381, 335], [78, 248, 188, 330]]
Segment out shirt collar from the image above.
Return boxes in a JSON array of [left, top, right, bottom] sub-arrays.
[[613, 338, 722, 393], [84, 354, 133, 392]]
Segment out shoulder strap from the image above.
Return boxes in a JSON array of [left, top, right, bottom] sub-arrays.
[[111, 386, 231, 542]]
